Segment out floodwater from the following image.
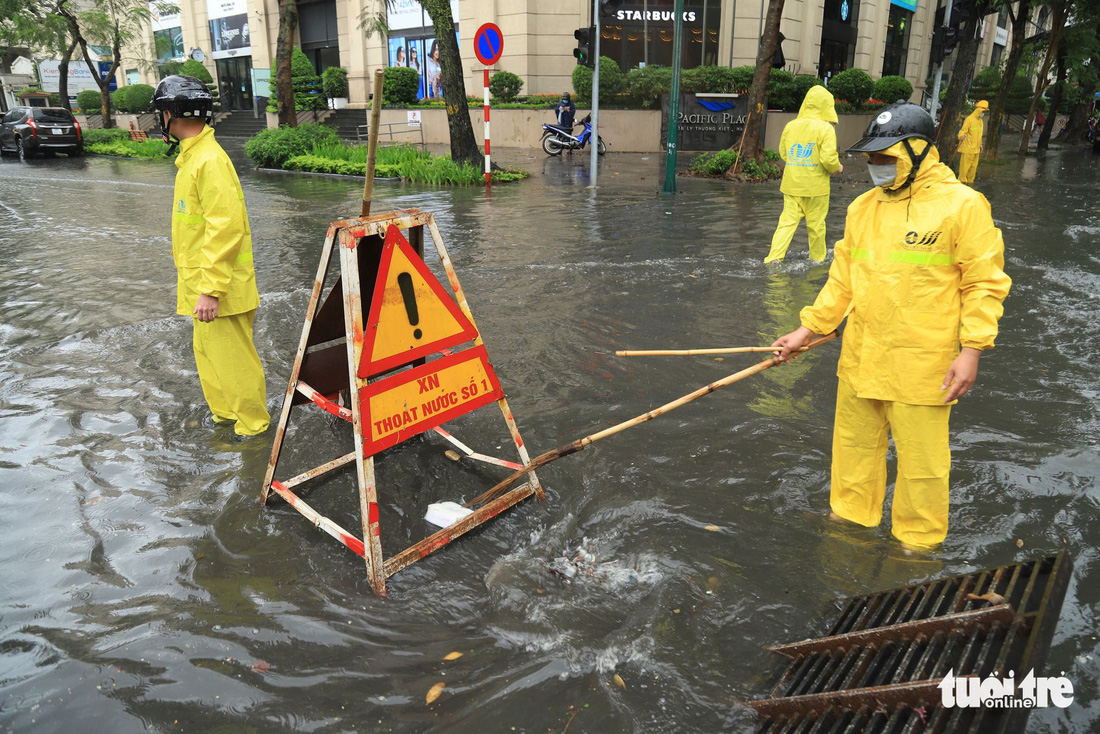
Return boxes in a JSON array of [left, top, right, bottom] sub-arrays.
[[1, 139, 1098, 733]]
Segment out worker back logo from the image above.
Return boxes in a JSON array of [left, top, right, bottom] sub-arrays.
[[790, 142, 815, 160], [696, 100, 735, 112], [904, 230, 941, 249], [939, 669, 1074, 709]]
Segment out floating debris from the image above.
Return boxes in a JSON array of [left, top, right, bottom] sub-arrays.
[[426, 681, 445, 704], [443, 651, 463, 661]]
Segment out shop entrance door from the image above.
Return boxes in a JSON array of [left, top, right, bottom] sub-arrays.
[[216, 57, 254, 111]]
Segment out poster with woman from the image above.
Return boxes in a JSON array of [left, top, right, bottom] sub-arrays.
[[388, 37, 407, 67], [424, 38, 441, 99]]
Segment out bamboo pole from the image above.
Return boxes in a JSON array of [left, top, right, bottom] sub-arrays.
[[616, 345, 812, 357], [361, 68, 385, 217], [466, 331, 838, 508]]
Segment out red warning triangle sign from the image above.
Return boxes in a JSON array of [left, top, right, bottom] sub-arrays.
[[358, 225, 478, 378]]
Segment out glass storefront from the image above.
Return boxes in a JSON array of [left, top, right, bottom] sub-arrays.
[[600, 0, 722, 71], [882, 4, 912, 77], [819, 0, 859, 81]]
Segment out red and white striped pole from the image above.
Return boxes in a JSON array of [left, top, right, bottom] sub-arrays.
[[483, 67, 491, 186]]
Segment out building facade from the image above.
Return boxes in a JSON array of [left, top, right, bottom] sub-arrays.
[[105, 0, 1022, 112]]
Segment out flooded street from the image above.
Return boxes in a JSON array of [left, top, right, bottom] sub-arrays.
[[1, 141, 1098, 732]]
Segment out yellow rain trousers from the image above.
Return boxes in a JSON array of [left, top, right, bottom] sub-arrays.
[[173, 126, 269, 435], [957, 110, 985, 184], [766, 86, 841, 263], [767, 194, 829, 262], [800, 142, 1011, 547]]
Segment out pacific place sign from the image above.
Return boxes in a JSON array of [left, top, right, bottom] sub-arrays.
[[661, 94, 761, 151]]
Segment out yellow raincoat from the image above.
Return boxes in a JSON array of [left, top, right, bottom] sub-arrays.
[[172, 126, 268, 435], [766, 86, 841, 262], [799, 143, 1010, 546], [957, 103, 986, 184]]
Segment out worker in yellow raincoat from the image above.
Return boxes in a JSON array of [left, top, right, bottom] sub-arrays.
[[771, 102, 1011, 549], [154, 75, 270, 436], [957, 100, 988, 184], [764, 85, 844, 263]]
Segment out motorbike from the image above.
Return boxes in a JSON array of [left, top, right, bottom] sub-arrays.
[[541, 114, 608, 156]]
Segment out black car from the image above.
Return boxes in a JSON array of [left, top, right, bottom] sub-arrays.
[[0, 106, 83, 159]]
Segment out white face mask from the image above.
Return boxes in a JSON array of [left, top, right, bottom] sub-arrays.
[[868, 161, 898, 188]]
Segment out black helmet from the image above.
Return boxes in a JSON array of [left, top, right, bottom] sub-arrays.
[[848, 100, 935, 153], [153, 75, 213, 121]]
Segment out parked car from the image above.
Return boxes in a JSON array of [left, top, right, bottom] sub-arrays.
[[0, 106, 83, 159]]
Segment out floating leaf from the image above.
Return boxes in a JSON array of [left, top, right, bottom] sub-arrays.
[[444, 450, 461, 461], [443, 651, 463, 661], [612, 673, 626, 690], [1016, 538, 1024, 548], [426, 681, 445, 704], [966, 591, 1006, 605], [251, 660, 271, 673], [704, 525, 720, 532]]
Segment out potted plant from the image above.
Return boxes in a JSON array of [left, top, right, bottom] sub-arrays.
[[323, 67, 349, 110]]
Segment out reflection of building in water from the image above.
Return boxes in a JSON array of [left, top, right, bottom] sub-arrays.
[[748, 267, 830, 420]]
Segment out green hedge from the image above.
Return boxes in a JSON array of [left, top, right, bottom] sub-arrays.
[[872, 75, 913, 104], [82, 128, 130, 145], [322, 66, 349, 98], [244, 123, 340, 168], [180, 59, 213, 83], [284, 154, 400, 178], [77, 89, 103, 114], [86, 138, 172, 158], [383, 66, 421, 106], [489, 70, 523, 102], [111, 83, 155, 114], [828, 68, 874, 108], [572, 56, 623, 105]]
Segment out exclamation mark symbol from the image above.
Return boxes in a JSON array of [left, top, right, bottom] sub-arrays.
[[397, 272, 422, 339]]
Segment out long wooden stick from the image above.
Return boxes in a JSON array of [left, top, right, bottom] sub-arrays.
[[466, 331, 837, 508], [361, 68, 385, 217], [616, 345, 812, 357]]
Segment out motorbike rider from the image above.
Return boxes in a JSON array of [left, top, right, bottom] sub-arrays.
[[555, 92, 576, 129]]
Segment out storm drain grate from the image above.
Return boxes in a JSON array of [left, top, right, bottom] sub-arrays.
[[750, 550, 1072, 733]]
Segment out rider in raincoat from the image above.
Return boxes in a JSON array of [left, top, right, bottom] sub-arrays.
[[765, 85, 843, 263], [957, 100, 988, 184], [154, 75, 270, 436], [771, 102, 1011, 548]]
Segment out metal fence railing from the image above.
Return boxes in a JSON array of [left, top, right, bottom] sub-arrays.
[[356, 122, 426, 149]]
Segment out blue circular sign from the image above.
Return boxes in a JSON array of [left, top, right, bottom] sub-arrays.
[[474, 23, 504, 66]]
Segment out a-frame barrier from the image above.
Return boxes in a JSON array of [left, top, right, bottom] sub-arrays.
[[261, 209, 543, 594]]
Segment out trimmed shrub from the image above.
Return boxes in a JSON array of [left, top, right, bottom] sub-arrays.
[[383, 66, 421, 106], [572, 56, 623, 105], [681, 65, 739, 93], [322, 66, 349, 98], [291, 47, 316, 77], [828, 68, 873, 108], [968, 66, 1000, 101], [113, 83, 154, 113], [766, 69, 798, 110], [624, 65, 672, 107], [77, 89, 103, 113], [81, 128, 130, 145], [244, 123, 339, 168], [180, 59, 213, 84], [689, 149, 737, 175], [873, 75, 914, 104], [489, 70, 523, 102]]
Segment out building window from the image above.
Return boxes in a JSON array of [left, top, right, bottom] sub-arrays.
[[990, 43, 1003, 67], [599, 0, 722, 72], [882, 4, 912, 78], [820, 0, 860, 80], [154, 26, 184, 61], [299, 0, 340, 74]]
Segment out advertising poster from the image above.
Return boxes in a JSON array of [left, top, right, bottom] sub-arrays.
[[207, 0, 251, 59], [388, 37, 408, 67]]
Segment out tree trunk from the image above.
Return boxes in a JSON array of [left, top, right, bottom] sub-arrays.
[[1037, 51, 1066, 150], [725, 0, 784, 177], [985, 0, 1031, 160], [1020, 2, 1069, 155], [420, 0, 482, 167], [57, 36, 78, 112], [936, 5, 991, 164], [1056, 21, 1100, 143], [275, 0, 298, 127]]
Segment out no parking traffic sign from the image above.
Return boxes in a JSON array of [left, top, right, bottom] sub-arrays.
[[474, 23, 504, 66]]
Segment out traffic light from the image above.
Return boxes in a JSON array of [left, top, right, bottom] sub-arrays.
[[931, 25, 960, 64], [574, 26, 595, 67]]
